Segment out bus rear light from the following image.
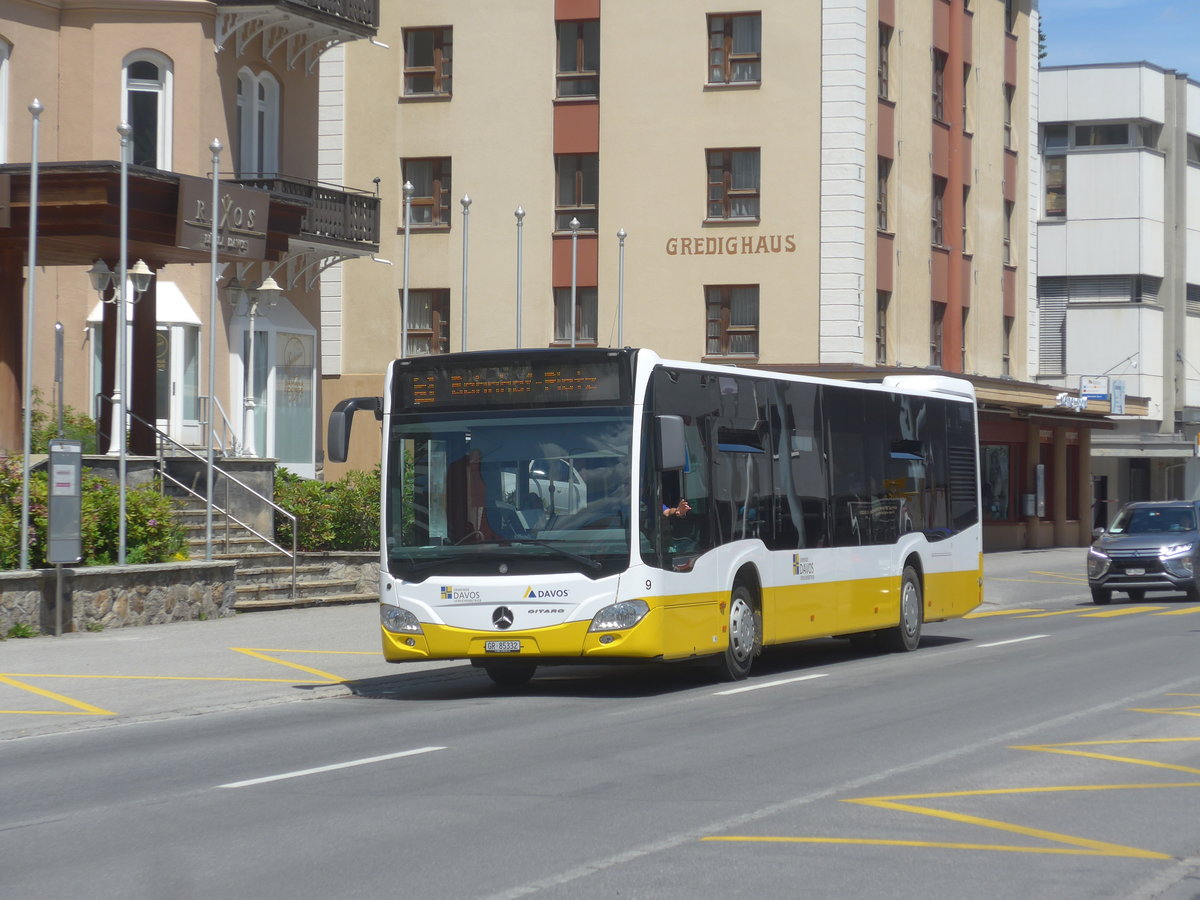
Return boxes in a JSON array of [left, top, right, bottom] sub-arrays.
[[381, 605, 423, 634], [589, 600, 650, 632]]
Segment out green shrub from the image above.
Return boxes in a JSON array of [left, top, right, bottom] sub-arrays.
[[29, 387, 99, 455], [274, 467, 381, 552], [0, 459, 184, 570]]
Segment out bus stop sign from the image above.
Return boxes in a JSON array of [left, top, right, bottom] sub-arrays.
[[47, 439, 83, 565]]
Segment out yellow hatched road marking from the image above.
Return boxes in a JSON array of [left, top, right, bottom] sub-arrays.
[[0, 673, 115, 717], [964, 609, 1044, 618], [229, 647, 346, 682], [1028, 571, 1089, 583], [2, 673, 330, 684], [1081, 606, 1166, 618], [1016, 610, 1084, 619], [1154, 605, 1200, 616], [1012, 738, 1200, 774]]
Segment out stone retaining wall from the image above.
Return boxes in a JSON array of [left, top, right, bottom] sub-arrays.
[[0, 562, 238, 635]]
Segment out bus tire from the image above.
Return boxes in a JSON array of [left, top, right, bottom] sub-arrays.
[[879, 566, 922, 653], [716, 584, 759, 681], [483, 662, 537, 687]]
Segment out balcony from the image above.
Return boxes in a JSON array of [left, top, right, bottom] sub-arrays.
[[215, 0, 379, 71], [233, 175, 380, 251]]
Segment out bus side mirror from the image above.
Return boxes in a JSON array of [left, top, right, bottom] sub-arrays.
[[327, 396, 382, 464], [657, 415, 687, 471]]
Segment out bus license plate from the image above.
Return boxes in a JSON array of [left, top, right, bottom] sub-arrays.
[[485, 640, 521, 653]]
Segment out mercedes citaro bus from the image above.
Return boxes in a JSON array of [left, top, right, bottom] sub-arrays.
[[328, 348, 982, 686]]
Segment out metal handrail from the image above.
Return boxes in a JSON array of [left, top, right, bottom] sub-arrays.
[[200, 394, 241, 458], [96, 396, 298, 600]]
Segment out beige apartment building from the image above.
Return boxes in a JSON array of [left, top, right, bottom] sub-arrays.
[[1, 0, 380, 479], [324, 1, 1125, 547]]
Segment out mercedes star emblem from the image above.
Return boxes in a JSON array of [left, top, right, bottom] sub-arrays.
[[492, 607, 514, 630]]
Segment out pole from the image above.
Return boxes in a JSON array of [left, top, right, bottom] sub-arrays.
[[55, 322, 64, 437], [514, 207, 525, 348], [243, 298, 258, 457], [617, 228, 627, 348], [19, 99, 42, 571], [569, 218, 580, 349], [205, 139, 221, 561], [460, 195, 471, 352], [116, 122, 131, 565], [401, 181, 413, 358]]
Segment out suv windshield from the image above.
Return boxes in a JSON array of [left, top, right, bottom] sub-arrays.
[[1109, 507, 1196, 535], [385, 407, 633, 581]]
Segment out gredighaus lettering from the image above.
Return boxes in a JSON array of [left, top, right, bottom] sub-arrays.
[[666, 234, 797, 256]]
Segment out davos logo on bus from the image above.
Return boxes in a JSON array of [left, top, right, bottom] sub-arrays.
[[524, 586, 571, 600], [440, 586, 481, 602]]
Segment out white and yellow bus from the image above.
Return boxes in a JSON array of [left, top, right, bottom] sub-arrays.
[[328, 348, 982, 685]]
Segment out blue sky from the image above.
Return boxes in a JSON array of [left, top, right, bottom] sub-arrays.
[[1038, 0, 1200, 78]]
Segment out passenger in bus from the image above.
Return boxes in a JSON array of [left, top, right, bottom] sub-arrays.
[[663, 498, 691, 518]]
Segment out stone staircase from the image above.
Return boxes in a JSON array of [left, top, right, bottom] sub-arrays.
[[175, 498, 378, 612]]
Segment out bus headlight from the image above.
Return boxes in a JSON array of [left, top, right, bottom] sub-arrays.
[[381, 605, 423, 634], [588, 600, 649, 633]]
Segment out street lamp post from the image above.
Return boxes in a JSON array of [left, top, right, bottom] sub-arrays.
[[19, 99, 43, 571], [514, 207, 525, 348], [460, 195, 471, 352], [236, 276, 282, 457], [206, 138, 221, 561], [401, 180, 414, 358], [617, 228, 627, 349], [569, 217, 580, 349]]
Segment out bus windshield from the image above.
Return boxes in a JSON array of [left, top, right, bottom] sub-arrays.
[[385, 407, 633, 581]]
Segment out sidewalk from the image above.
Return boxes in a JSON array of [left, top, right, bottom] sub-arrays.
[[0, 549, 1088, 740]]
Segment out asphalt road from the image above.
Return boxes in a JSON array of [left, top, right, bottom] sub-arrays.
[[2, 548, 1199, 900]]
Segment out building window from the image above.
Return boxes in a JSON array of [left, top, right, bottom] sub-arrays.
[[1003, 84, 1015, 149], [707, 149, 760, 220], [1074, 123, 1131, 147], [1004, 200, 1015, 264], [878, 24, 892, 99], [962, 63, 972, 132], [931, 176, 946, 246], [876, 157, 891, 232], [706, 286, 759, 357], [1005, 0, 1016, 32], [123, 51, 173, 169], [960, 306, 969, 371], [709, 13, 761, 84], [405, 290, 450, 356], [932, 51, 947, 121], [553, 287, 597, 345], [236, 69, 280, 178], [0, 40, 9, 164], [930, 302, 945, 367], [1188, 137, 1200, 164], [403, 27, 452, 97], [555, 154, 599, 231], [1002, 315, 1013, 377], [876, 290, 890, 364], [961, 185, 970, 254], [557, 20, 599, 97], [983, 445, 1013, 521], [402, 158, 452, 228]]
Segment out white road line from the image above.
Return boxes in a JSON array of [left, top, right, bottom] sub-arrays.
[[217, 746, 447, 789], [977, 635, 1049, 649], [715, 673, 828, 696]]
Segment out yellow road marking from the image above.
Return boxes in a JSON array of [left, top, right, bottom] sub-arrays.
[[1129, 706, 1200, 719], [1013, 738, 1200, 775], [1154, 605, 1200, 616], [701, 836, 1145, 856], [1015, 609, 1084, 619], [2, 673, 330, 684], [229, 647, 345, 682], [964, 609, 1044, 618], [0, 673, 115, 717], [232, 647, 376, 655], [1080, 606, 1166, 618], [1029, 571, 1088, 583]]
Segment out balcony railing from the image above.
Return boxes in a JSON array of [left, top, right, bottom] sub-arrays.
[[233, 175, 380, 248], [215, 0, 379, 32]]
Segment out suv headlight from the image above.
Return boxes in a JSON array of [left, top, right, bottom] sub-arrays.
[[1087, 547, 1110, 579], [589, 600, 650, 632], [381, 604, 423, 634]]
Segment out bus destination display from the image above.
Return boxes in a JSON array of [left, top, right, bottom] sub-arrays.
[[403, 360, 627, 408]]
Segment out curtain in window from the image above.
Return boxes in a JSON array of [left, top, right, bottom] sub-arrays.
[[730, 152, 760, 217], [729, 287, 758, 354]]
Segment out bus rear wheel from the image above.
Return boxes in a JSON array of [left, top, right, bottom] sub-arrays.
[[715, 584, 759, 681], [879, 566, 923, 653], [483, 662, 537, 687]]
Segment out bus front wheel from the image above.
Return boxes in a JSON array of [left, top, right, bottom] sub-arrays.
[[879, 566, 923, 653], [716, 584, 759, 681]]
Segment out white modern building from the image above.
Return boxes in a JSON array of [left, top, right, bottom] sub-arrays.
[[1037, 62, 1200, 521]]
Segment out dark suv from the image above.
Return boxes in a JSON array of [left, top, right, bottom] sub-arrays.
[[1087, 501, 1200, 604]]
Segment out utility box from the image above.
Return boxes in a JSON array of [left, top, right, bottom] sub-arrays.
[[47, 439, 83, 564]]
